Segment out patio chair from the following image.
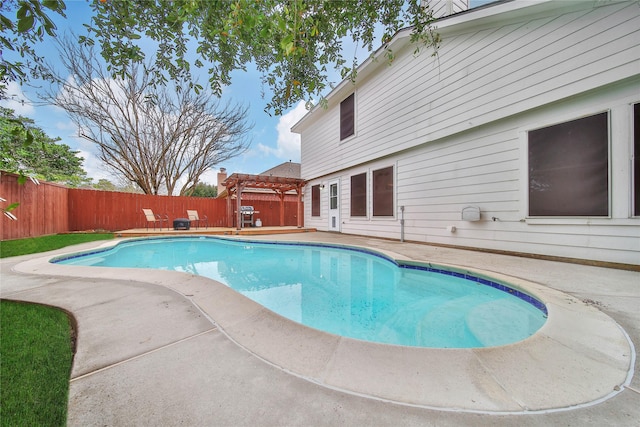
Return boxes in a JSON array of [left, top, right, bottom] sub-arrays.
[[142, 208, 169, 230], [187, 210, 208, 229]]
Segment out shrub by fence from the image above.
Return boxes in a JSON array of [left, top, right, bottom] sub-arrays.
[[1, 171, 303, 240]]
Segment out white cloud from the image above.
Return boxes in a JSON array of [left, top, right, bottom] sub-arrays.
[[55, 119, 77, 132], [76, 146, 124, 183], [0, 81, 35, 116], [257, 101, 308, 162], [199, 169, 218, 185]]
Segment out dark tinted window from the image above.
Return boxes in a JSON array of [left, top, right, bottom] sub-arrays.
[[311, 185, 320, 216], [528, 112, 609, 216], [340, 93, 355, 140], [350, 173, 367, 216], [373, 166, 393, 216]]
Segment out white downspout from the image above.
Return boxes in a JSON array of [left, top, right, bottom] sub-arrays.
[[400, 205, 405, 242]]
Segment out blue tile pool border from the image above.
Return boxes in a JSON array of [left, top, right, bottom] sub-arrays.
[[399, 263, 548, 315], [51, 235, 548, 316]]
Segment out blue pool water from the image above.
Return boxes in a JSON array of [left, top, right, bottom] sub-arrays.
[[54, 237, 547, 348]]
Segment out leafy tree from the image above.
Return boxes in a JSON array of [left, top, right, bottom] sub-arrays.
[[0, 0, 439, 212], [2, 1, 439, 114], [91, 179, 144, 194], [0, 107, 90, 186], [84, 0, 440, 114], [187, 182, 218, 198], [0, 0, 66, 98], [1, 0, 67, 219], [43, 35, 251, 196], [92, 178, 116, 192]]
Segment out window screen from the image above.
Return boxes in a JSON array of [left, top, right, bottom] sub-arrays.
[[340, 93, 355, 140], [634, 103, 639, 216], [311, 185, 320, 216], [350, 173, 367, 217], [373, 166, 394, 216], [528, 112, 609, 216]]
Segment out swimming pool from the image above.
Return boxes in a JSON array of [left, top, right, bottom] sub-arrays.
[[54, 237, 547, 348]]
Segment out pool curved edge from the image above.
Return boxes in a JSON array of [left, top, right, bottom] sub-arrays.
[[13, 237, 635, 414]]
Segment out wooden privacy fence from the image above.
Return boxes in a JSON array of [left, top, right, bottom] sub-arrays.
[[67, 189, 229, 231], [0, 172, 69, 240], [1, 171, 304, 240]]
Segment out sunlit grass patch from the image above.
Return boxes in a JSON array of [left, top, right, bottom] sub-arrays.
[[0, 300, 74, 427], [0, 233, 113, 258]]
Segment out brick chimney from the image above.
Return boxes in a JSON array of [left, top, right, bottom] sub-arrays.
[[217, 168, 227, 196], [423, 0, 469, 18]]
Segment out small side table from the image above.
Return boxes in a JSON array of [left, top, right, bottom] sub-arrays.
[[173, 218, 191, 230]]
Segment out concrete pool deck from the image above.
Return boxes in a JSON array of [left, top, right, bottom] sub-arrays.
[[1, 232, 638, 425]]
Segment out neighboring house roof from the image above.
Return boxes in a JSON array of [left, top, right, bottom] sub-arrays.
[[259, 161, 301, 179]]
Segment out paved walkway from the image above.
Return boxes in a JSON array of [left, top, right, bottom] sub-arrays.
[[1, 232, 639, 426]]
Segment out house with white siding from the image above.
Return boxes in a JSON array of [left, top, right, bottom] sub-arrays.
[[292, 0, 640, 267]]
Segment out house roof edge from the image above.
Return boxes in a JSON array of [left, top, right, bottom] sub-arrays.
[[291, 0, 568, 134]]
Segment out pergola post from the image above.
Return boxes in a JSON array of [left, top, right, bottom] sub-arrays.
[[277, 191, 285, 226], [236, 182, 244, 230], [296, 184, 304, 228], [226, 189, 233, 228]]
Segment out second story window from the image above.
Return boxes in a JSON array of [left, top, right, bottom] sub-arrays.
[[528, 112, 609, 217], [340, 93, 355, 140]]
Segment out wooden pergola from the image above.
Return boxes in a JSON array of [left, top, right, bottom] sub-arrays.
[[221, 173, 306, 230]]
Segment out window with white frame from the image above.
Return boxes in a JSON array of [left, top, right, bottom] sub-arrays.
[[340, 93, 355, 141], [311, 185, 320, 217], [528, 112, 609, 216], [329, 183, 338, 210], [350, 173, 367, 217], [373, 166, 394, 217]]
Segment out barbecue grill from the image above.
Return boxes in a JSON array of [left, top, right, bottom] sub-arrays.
[[240, 205, 257, 227]]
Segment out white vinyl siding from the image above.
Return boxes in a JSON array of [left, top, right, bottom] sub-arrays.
[[304, 82, 640, 265], [299, 1, 640, 265], [429, 0, 469, 18], [300, 1, 639, 179]]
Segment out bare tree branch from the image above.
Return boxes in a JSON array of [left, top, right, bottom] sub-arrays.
[[42, 34, 252, 195]]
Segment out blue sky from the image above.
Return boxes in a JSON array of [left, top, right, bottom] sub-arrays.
[[2, 0, 491, 187]]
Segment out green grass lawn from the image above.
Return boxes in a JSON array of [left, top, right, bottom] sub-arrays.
[[0, 300, 75, 427], [0, 233, 112, 424], [0, 233, 114, 258]]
